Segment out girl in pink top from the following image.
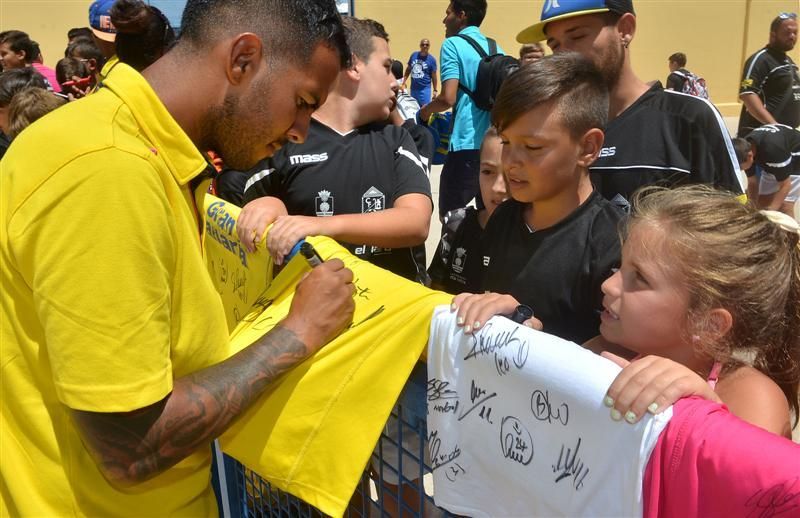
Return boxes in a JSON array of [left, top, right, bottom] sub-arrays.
[[587, 185, 800, 439]]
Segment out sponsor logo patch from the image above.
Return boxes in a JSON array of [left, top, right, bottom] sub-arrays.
[[289, 152, 329, 165]]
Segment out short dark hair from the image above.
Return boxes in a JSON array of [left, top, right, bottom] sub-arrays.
[[451, 0, 487, 27], [669, 52, 687, 67], [55, 57, 91, 86], [0, 30, 37, 64], [66, 40, 107, 70], [111, 0, 177, 71], [0, 67, 48, 107], [732, 137, 753, 165], [492, 52, 609, 140], [342, 17, 388, 64], [67, 27, 94, 41], [179, 0, 351, 70], [390, 59, 403, 80]]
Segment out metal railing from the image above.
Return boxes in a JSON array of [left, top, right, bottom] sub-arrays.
[[214, 400, 453, 517]]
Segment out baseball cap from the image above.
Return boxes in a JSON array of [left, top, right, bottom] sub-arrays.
[[516, 0, 635, 43], [89, 0, 117, 42]]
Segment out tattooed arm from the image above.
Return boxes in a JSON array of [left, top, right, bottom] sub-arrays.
[[71, 259, 355, 488]]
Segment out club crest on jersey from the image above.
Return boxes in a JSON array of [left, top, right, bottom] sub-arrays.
[[452, 247, 467, 274], [290, 152, 328, 165], [362, 186, 385, 213], [315, 189, 334, 216]]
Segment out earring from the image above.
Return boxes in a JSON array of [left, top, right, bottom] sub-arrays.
[[622, 39, 630, 49]]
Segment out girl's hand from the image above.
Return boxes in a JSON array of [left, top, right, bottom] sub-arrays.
[[451, 292, 543, 334], [601, 353, 722, 424]]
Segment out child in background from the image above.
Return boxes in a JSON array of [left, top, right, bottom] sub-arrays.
[[65, 40, 106, 85], [595, 186, 799, 438], [390, 59, 420, 122], [0, 67, 48, 159], [55, 57, 93, 99], [747, 124, 800, 217], [6, 87, 66, 139], [452, 52, 623, 344], [429, 126, 507, 293], [731, 137, 755, 200]]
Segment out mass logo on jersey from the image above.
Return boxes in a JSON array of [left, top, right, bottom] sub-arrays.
[[362, 186, 385, 213], [599, 146, 616, 158], [290, 153, 329, 166], [316, 189, 334, 216], [451, 247, 467, 274]]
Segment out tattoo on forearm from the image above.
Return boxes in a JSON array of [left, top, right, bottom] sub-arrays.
[[73, 324, 310, 485]]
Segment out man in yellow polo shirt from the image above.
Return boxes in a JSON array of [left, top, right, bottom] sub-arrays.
[[0, 1, 354, 515]]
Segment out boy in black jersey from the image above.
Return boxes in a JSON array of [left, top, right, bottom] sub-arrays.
[[428, 126, 507, 293], [453, 53, 623, 345], [745, 124, 800, 216], [236, 18, 432, 284], [516, 0, 743, 212]]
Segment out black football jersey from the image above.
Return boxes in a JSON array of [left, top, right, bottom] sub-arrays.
[[243, 119, 432, 282]]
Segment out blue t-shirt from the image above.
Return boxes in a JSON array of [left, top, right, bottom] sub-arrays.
[[440, 26, 504, 152], [407, 52, 437, 91]]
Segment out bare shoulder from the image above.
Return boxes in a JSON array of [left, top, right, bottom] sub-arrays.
[[716, 365, 792, 438]]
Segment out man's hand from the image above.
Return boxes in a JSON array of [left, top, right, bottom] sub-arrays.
[[71, 260, 355, 489], [236, 197, 289, 253], [266, 215, 326, 265], [282, 258, 355, 353]]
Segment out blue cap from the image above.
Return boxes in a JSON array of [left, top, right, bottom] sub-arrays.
[[89, 0, 117, 42], [516, 0, 635, 43]]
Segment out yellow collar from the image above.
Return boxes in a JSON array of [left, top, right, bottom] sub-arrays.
[[102, 63, 207, 186]]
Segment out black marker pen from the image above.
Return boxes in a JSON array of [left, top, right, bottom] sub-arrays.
[[508, 304, 534, 324], [299, 241, 324, 268]]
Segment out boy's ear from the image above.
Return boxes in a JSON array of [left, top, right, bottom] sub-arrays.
[[344, 54, 362, 82], [577, 128, 604, 168]]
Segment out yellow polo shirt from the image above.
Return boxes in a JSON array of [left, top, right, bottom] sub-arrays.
[[1, 63, 229, 516]]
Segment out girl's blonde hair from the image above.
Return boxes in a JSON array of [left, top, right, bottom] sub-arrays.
[[630, 185, 800, 423]]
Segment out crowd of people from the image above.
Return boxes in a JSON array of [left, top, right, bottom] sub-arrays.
[[1, 0, 798, 515]]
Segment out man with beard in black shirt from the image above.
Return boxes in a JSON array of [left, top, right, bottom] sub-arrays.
[[515, 0, 743, 212], [738, 13, 799, 137]]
